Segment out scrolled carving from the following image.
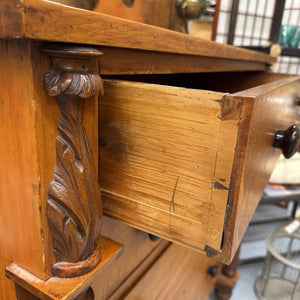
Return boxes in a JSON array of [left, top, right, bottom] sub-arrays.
[[45, 68, 103, 98], [43, 44, 103, 278]]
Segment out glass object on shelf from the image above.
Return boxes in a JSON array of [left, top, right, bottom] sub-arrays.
[[290, 27, 300, 48], [279, 25, 300, 48]]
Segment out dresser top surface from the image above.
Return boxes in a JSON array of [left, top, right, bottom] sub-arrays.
[[1, 0, 275, 65]]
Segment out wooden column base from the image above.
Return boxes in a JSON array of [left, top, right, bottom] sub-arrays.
[[6, 237, 123, 300], [51, 247, 102, 278]]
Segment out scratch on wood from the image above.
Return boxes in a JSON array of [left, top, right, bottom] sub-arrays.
[[169, 176, 179, 214]]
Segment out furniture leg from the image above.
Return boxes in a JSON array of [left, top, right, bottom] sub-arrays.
[[214, 246, 240, 300]]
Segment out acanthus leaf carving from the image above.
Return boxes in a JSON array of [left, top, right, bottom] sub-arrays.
[[43, 44, 103, 278]]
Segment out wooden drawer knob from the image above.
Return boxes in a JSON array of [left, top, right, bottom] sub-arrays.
[[207, 265, 219, 278], [273, 125, 300, 159], [148, 234, 161, 242]]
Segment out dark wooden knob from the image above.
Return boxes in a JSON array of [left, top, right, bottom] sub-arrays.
[[148, 233, 161, 242], [207, 265, 219, 278], [273, 125, 300, 159]]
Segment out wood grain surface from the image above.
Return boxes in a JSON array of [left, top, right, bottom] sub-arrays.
[[91, 217, 169, 300], [124, 243, 221, 299], [0, 40, 50, 300], [0, 0, 275, 65], [99, 80, 231, 253], [215, 76, 300, 263], [99, 76, 300, 264], [108, 240, 170, 300], [43, 44, 103, 277], [6, 237, 123, 300], [0, 39, 101, 299]]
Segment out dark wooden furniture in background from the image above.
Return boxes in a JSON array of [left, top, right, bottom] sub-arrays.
[[0, 1, 298, 300]]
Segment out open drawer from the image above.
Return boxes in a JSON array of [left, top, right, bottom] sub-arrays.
[[99, 72, 300, 264]]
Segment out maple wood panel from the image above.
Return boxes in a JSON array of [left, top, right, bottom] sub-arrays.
[[124, 243, 220, 299]]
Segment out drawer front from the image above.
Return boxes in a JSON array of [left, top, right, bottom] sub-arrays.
[[99, 77, 300, 263], [217, 77, 300, 263], [90, 217, 164, 299], [123, 243, 220, 300]]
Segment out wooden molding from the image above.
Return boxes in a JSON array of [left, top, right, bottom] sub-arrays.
[[6, 237, 123, 300], [0, 0, 275, 65], [42, 44, 104, 278]]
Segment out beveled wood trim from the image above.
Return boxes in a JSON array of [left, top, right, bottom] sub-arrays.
[[0, 0, 275, 65], [6, 237, 123, 300]]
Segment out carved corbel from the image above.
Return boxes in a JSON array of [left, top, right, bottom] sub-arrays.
[[42, 44, 103, 278]]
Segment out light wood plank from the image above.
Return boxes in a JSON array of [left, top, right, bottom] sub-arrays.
[[99, 80, 229, 251], [124, 243, 220, 300], [0, 40, 49, 287], [0, 0, 275, 65]]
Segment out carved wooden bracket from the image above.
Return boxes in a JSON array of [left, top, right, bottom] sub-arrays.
[[42, 44, 103, 278]]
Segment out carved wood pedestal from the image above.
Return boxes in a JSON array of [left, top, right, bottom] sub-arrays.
[[6, 237, 122, 300], [43, 44, 104, 278], [5, 43, 123, 300]]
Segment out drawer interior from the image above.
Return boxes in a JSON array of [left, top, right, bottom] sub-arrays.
[[99, 72, 299, 264], [103, 71, 291, 94]]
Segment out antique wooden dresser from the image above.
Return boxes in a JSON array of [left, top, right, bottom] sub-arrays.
[[1, 1, 300, 299]]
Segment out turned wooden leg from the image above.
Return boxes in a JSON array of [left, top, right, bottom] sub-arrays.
[[215, 247, 240, 300]]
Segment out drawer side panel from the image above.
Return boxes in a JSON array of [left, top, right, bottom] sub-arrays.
[[99, 80, 232, 251]]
